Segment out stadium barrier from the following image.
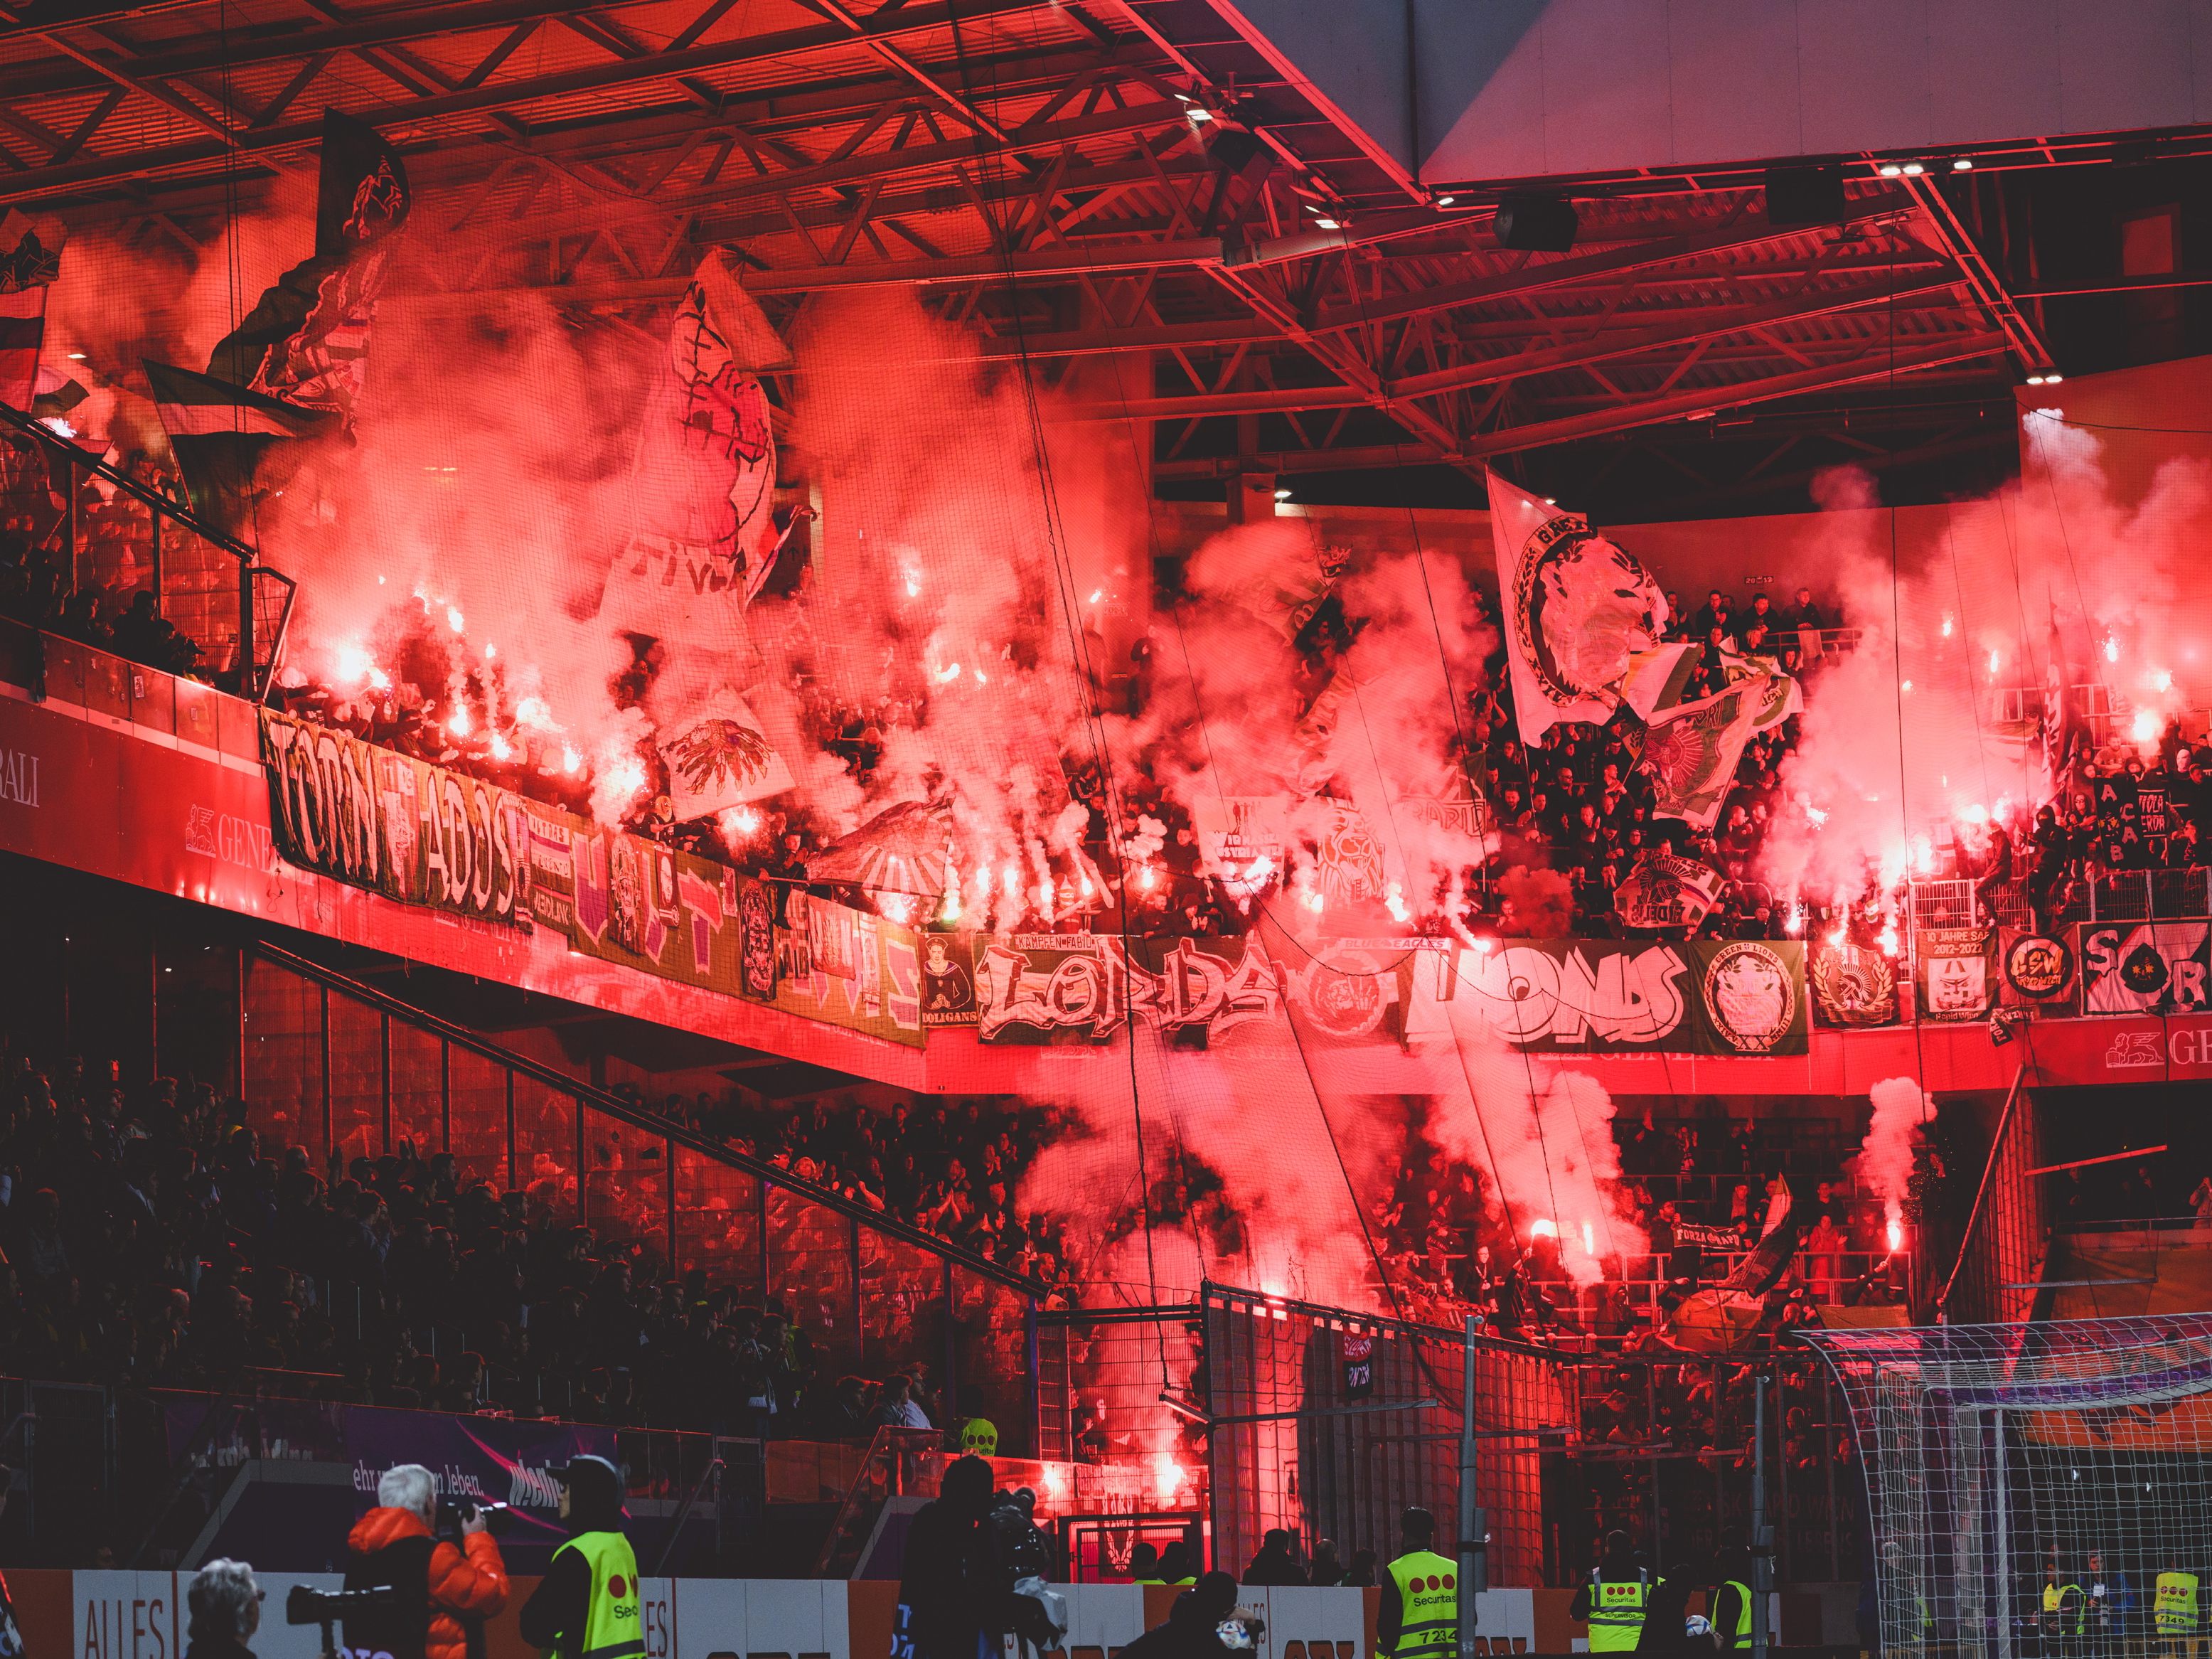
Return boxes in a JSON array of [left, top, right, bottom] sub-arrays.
[[6, 1567, 1863, 1659], [5, 1569, 1383, 1659]]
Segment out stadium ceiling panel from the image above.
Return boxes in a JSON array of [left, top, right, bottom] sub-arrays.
[[0, 0, 2159, 480]]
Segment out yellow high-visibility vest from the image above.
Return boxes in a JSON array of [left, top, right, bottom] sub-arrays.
[[1379, 1549, 1459, 1659], [1588, 1571, 1650, 1653], [2157, 1572, 2200, 1635]]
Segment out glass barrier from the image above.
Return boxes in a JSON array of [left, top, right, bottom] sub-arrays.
[[230, 953, 1042, 1451]]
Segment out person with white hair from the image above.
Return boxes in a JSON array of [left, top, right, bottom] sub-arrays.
[[343, 1463, 508, 1659], [185, 1561, 262, 1659]]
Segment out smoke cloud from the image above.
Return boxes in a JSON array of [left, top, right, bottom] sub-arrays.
[[1855, 1074, 1925, 1244], [1760, 415, 2212, 909]]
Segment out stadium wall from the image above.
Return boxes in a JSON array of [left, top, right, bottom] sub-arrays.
[[0, 1569, 1851, 1659], [14, 1569, 1382, 1659]]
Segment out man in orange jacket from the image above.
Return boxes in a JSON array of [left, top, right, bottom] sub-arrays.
[[344, 1464, 510, 1659]]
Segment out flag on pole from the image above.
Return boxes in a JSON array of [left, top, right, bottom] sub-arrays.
[[1618, 643, 1701, 719], [1486, 469, 1668, 744], [1634, 676, 1770, 829], [655, 689, 796, 819], [145, 360, 338, 540], [313, 109, 410, 259], [205, 112, 410, 424], [0, 288, 41, 410], [0, 210, 66, 409]]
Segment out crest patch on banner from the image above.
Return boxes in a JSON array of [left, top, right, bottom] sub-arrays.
[[1486, 471, 1667, 743]]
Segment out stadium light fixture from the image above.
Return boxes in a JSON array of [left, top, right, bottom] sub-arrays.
[[1952, 156, 1975, 171], [1900, 160, 1926, 176], [1877, 162, 1904, 178]]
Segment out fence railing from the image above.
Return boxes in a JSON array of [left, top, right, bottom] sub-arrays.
[[237, 941, 1046, 1455], [1936, 1062, 2043, 1325], [1190, 1282, 1860, 1589], [0, 397, 296, 699]]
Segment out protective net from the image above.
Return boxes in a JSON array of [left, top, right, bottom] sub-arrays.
[[1801, 1313, 2212, 1659]]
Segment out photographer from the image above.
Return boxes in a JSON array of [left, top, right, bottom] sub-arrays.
[[186, 1562, 262, 1659], [1, 1468, 23, 1659], [519, 1457, 639, 1659], [344, 1466, 510, 1659]]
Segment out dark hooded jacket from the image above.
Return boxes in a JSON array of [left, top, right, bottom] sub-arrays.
[[518, 1457, 629, 1653], [1117, 1574, 1244, 1659], [896, 1456, 1009, 1659]]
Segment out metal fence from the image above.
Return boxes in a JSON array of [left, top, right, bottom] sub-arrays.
[[1938, 1070, 2046, 1328], [0, 398, 295, 698], [1192, 1284, 1859, 1588]]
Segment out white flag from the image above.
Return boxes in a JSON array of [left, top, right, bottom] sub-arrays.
[[1486, 471, 1667, 744]]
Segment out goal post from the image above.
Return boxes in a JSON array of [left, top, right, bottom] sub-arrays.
[[1799, 1314, 2212, 1659]]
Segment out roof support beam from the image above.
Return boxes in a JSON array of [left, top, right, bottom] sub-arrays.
[[0, 0, 1053, 205], [1897, 172, 2053, 374], [1153, 331, 2010, 474], [1065, 272, 1969, 419]]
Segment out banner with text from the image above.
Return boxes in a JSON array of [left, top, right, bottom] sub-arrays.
[[260, 709, 532, 927], [2080, 919, 2212, 1015], [1470, 937, 1808, 1055], [262, 710, 921, 1046], [963, 932, 1804, 1055]]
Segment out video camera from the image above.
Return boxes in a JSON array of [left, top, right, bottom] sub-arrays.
[[434, 1499, 515, 1540], [287, 1585, 397, 1659]]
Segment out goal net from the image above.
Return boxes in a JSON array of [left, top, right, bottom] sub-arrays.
[[1800, 1314, 2212, 1659]]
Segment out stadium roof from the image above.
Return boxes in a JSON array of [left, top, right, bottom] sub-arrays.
[[2, 0, 2202, 511]]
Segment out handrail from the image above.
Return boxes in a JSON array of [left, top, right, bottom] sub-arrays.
[[0, 396, 272, 565], [0, 398, 299, 697], [245, 940, 1046, 1296], [1936, 1058, 2032, 1313]]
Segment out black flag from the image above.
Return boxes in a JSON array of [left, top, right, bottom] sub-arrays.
[[205, 111, 410, 423], [314, 109, 410, 258], [146, 360, 338, 540]]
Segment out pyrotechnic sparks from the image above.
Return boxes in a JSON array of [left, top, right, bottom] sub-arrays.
[[1153, 1452, 1187, 1497]]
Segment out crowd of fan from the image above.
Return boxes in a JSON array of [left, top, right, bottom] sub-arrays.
[[2016, 739, 2212, 929], [1, 460, 204, 678], [1373, 1105, 1911, 1346], [0, 1040, 1052, 1440], [1455, 584, 1824, 939], [31, 430, 2212, 978], [626, 1085, 1085, 1298]]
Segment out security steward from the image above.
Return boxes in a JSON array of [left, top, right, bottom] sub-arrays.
[[1571, 1532, 1650, 1654], [520, 1456, 641, 1659], [2157, 1564, 2201, 1659], [2042, 1561, 2087, 1659], [1709, 1535, 1753, 1653], [1374, 1507, 1458, 1659]]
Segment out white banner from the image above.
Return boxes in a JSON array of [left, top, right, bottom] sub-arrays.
[[1486, 470, 1667, 744]]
